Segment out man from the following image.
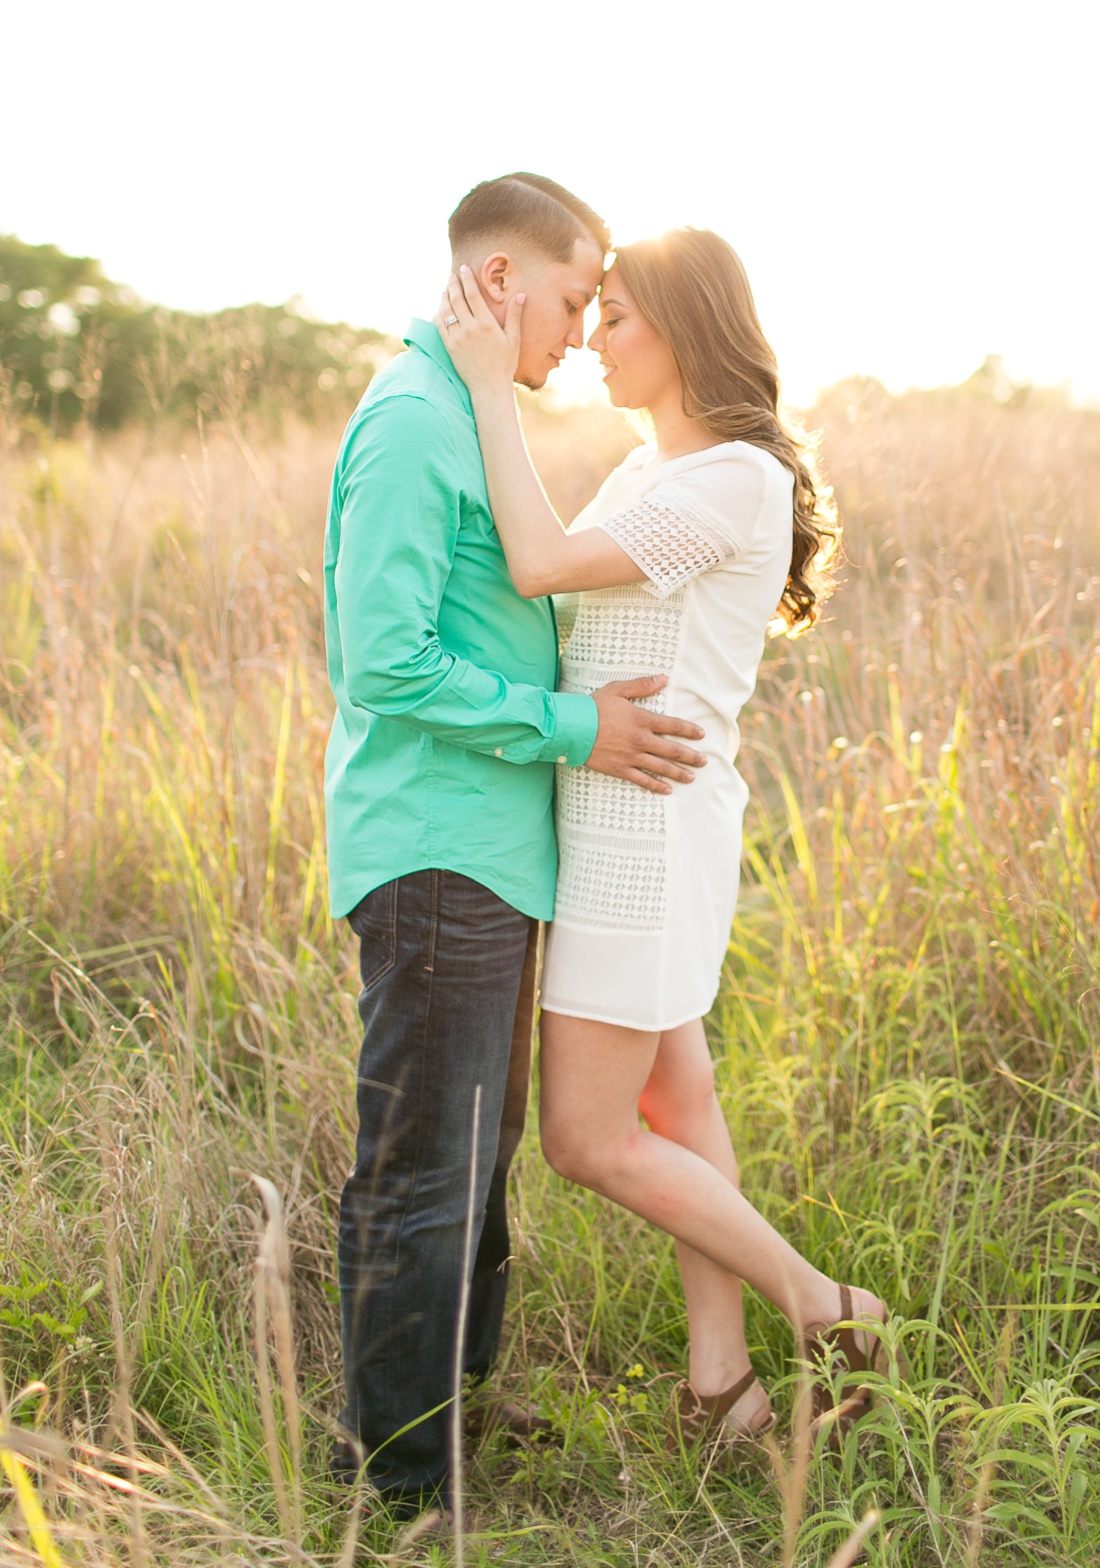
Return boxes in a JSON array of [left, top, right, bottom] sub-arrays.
[[323, 172, 706, 1515]]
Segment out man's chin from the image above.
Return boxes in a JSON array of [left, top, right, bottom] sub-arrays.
[[516, 372, 547, 392]]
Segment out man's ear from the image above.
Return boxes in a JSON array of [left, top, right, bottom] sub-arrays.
[[479, 251, 517, 303]]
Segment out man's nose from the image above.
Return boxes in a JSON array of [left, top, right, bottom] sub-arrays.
[[567, 317, 586, 349]]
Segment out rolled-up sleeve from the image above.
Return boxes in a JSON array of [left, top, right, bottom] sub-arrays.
[[332, 395, 598, 766]]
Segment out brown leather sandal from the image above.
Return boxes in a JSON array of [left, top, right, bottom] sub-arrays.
[[669, 1368, 776, 1453], [802, 1284, 884, 1443]]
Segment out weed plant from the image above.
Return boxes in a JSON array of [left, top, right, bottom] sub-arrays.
[[0, 378, 1098, 1565]]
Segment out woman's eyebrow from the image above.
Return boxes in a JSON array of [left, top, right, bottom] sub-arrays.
[[599, 297, 628, 308]]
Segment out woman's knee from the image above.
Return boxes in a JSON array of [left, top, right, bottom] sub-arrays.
[[540, 1128, 574, 1181], [540, 1116, 634, 1190], [540, 1117, 593, 1184]]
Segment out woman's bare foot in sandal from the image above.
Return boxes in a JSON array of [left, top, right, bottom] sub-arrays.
[[671, 1368, 775, 1450], [801, 1284, 887, 1352], [800, 1284, 888, 1438]]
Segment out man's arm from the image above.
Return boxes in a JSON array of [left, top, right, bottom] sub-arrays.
[[332, 394, 706, 792], [333, 393, 596, 766]]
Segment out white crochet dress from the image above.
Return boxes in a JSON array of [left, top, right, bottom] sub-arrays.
[[540, 440, 795, 1031]]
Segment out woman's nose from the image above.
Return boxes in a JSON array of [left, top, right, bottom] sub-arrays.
[[587, 324, 604, 352]]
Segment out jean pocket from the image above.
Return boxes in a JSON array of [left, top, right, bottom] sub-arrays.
[[347, 879, 398, 990]]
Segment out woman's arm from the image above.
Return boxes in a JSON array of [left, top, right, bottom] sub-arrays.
[[437, 269, 646, 599], [465, 381, 647, 598]]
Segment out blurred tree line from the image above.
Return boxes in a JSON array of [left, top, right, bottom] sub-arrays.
[[0, 235, 393, 433]]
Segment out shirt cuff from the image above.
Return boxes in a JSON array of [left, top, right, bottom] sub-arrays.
[[544, 691, 599, 766]]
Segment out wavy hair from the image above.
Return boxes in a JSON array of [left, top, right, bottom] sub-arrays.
[[613, 229, 839, 634]]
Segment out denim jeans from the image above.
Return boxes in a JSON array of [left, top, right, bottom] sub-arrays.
[[337, 869, 535, 1503]]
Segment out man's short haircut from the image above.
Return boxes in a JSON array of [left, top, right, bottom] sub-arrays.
[[448, 173, 610, 265]]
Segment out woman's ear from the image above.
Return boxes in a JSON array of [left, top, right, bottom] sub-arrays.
[[480, 251, 515, 303]]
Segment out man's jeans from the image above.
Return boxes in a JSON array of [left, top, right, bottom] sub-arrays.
[[337, 869, 536, 1502]]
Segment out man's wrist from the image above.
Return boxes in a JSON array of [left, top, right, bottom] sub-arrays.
[[547, 692, 599, 767]]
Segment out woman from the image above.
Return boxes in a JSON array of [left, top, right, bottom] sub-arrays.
[[436, 229, 885, 1446]]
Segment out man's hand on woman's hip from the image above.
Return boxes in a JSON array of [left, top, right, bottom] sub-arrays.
[[587, 676, 706, 795]]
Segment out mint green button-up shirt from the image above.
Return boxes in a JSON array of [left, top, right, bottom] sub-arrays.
[[323, 320, 600, 921]]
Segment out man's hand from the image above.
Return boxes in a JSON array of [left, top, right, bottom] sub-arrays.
[[587, 677, 706, 794]]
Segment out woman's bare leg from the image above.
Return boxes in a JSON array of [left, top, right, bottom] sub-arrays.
[[539, 1010, 884, 1366], [639, 1019, 761, 1410]]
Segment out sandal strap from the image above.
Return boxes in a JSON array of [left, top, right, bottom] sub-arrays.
[[804, 1285, 879, 1375], [831, 1284, 877, 1376], [703, 1369, 760, 1425], [676, 1369, 760, 1431]]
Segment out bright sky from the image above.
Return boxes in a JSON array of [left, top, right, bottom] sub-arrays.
[[5, 0, 1097, 406]]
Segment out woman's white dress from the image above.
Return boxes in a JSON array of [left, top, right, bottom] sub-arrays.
[[540, 440, 794, 1031]]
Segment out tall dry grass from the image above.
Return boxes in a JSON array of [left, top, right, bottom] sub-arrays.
[[1, 377, 1099, 1566]]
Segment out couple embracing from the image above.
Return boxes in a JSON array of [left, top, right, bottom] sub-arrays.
[[322, 172, 887, 1519]]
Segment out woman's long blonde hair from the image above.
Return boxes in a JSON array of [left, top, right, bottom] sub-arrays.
[[614, 228, 839, 634]]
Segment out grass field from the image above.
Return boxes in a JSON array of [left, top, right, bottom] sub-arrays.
[[1, 375, 1099, 1567]]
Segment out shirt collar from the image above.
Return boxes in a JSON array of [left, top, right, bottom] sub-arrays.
[[404, 318, 472, 413]]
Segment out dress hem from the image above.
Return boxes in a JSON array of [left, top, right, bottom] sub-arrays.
[[537, 997, 716, 1034]]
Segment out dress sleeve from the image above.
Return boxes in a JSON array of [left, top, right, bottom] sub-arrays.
[[596, 451, 768, 599]]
